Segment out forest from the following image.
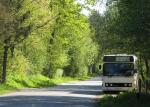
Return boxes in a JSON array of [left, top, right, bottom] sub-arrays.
[[0, 0, 149, 92], [90, 0, 150, 92]]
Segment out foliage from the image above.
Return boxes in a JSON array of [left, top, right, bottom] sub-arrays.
[[0, 74, 89, 94], [99, 92, 150, 107], [0, 0, 98, 84], [90, 0, 150, 86], [43, 0, 98, 78]]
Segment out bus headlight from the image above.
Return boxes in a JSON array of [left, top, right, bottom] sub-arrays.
[[128, 83, 132, 87], [105, 83, 108, 87], [110, 84, 112, 86], [124, 84, 127, 87]]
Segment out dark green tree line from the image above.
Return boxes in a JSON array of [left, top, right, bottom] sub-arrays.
[[90, 0, 150, 88]]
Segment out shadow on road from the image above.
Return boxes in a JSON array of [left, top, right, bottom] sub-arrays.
[[0, 96, 97, 107]]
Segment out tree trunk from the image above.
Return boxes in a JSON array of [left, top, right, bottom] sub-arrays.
[[139, 55, 144, 80], [1, 45, 9, 83], [144, 58, 149, 94], [144, 58, 149, 77]]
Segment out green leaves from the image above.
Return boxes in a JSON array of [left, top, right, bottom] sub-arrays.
[[44, 0, 98, 78], [0, 0, 99, 82], [90, 0, 150, 82]]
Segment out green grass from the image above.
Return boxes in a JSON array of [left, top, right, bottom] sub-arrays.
[[0, 84, 17, 94], [0, 74, 90, 95], [99, 92, 150, 107]]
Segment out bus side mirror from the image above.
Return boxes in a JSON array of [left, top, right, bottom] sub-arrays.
[[99, 65, 102, 69]]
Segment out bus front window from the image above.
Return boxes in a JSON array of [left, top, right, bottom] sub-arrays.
[[103, 63, 134, 76]]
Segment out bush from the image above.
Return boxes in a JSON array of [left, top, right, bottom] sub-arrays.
[[99, 92, 150, 107]]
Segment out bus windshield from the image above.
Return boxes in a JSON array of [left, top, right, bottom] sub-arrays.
[[103, 63, 134, 76]]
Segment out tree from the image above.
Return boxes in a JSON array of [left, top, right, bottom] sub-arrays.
[[0, 0, 52, 83], [0, 0, 99, 83], [90, 0, 150, 91], [43, 0, 98, 78]]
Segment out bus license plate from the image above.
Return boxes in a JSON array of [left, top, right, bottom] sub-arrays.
[[114, 87, 124, 90]]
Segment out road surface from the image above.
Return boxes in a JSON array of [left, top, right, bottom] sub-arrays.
[[0, 77, 102, 107]]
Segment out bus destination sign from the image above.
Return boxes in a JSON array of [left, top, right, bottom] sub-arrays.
[[103, 56, 134, 62], [116, 56, 131, 62]]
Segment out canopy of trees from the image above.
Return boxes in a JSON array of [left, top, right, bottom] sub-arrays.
[[90, 0, 150, 89], [0, 0, 98, 83]]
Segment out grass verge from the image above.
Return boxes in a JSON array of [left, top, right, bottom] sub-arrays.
[[0, 84, 17, 94], [0, 75, 90, 95], [99, 92, 150, 107]]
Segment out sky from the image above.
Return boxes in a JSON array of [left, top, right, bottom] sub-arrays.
[[76, 0, 107, 16]]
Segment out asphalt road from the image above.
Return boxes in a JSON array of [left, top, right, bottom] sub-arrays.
[[0, 77, 102, 107]]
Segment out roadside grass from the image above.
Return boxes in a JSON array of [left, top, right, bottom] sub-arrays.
[[0, 74, 90, 95], [99, 92, 150, 107], [0, 84, 17, 94]]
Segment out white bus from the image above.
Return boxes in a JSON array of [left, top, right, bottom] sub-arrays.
[[100, 54, 138, 92]]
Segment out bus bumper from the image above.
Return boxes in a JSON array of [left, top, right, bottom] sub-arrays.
[[102, 86, 134, 91]]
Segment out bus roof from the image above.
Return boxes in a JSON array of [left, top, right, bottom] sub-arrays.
[[104, 54, 135, 56], [104, 54, 137, 58]]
